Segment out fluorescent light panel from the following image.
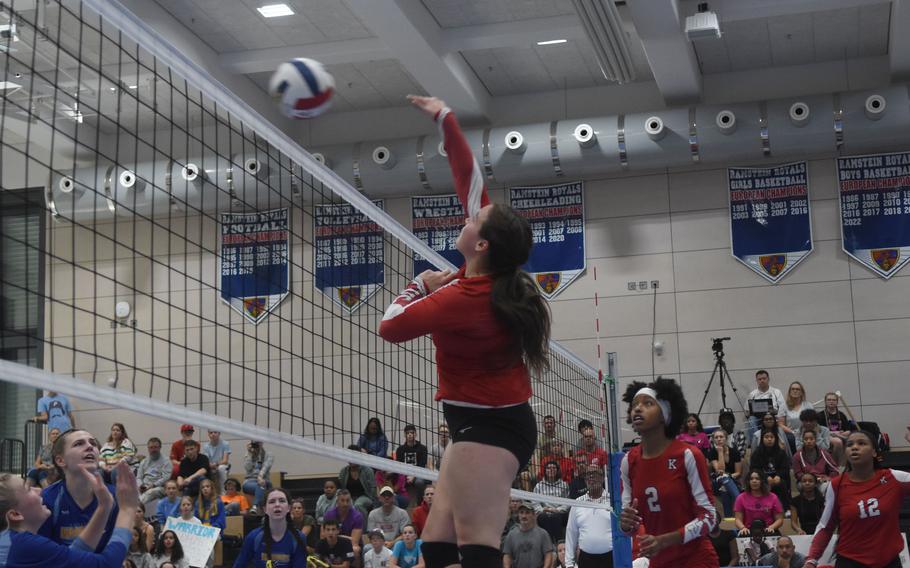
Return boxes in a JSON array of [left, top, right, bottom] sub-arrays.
[[537, 39, 568, 46], [257, 4, 294, 18], [0, 81, 21, 90]]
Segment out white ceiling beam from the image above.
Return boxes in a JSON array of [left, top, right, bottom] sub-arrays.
[[220, 38, 393, 74], [679, 0, 888, 22], [342, 0, 490, 120], [889, 0, 910, 80], [627, 0, 702, 104]]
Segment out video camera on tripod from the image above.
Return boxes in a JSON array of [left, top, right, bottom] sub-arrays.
[[711, 337, 731, 357], [697, 337, 747, 417]]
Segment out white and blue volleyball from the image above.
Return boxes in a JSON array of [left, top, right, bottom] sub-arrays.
[[268, 58, 335, 119]]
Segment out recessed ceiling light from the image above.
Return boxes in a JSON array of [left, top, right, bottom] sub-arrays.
[[257, 3, 294, 18], [537, 39, 568, 46], [128, 85, 138, 89], [109, 86, 117, 91], [0, 81, 21, 91]]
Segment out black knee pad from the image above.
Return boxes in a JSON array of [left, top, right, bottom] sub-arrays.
[[421, 540, 460, 568], [458, 544, 502, 568]]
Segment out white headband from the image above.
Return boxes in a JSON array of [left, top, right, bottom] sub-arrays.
[[635, 387, 672, 426]]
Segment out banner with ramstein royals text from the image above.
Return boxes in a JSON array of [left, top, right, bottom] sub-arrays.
[[509, 182, 585, 299], [838, 151, 910, 278], [728, 162, 812, 283], [220, 208, 289, 324], [412, 195, 465, 275], [314, 201, 384, 313]]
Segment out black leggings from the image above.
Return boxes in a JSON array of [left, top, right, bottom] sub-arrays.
[[835, 555, 902, 568]]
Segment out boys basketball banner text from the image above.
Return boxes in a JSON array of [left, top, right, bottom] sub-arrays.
[[411, 194, 465, 275]]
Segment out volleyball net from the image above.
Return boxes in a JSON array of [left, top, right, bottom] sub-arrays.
[[0, 0, 619, 501]]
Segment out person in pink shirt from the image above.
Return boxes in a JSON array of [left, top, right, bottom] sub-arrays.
[[676, 413, 711, 454], [734, 471, 784, 535]]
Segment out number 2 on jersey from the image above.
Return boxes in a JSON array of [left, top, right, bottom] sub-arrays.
[[645, 486, 661, 512], [857, 498, 880, 519]]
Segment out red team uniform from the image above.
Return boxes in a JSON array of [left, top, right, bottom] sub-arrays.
[[621, 439, 719, 568], [808, 469, 910, 568], [379, 108, 531, 407]]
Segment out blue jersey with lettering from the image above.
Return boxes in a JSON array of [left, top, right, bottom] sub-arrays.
[[38, 480, 118, 551], [233, 527, 306, 568], [0, 527, 130, 568]]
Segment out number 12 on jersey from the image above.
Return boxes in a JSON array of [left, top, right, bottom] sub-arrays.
[[858, 498, 880, 519]]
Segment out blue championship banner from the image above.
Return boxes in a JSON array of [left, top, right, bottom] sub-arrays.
[[412, 195, 465, 275], [314, 201, 384, 313], [220, 208, 289, 324], [838, 152, 910, 279], [729, 162, 812, 283], [509, 182, 585, 299]]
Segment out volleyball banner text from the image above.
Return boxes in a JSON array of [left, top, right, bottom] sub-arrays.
[[220, 208, 290, 324], [314, 201, 385, 313], [838, 151, 910, 279], [509, 181, 586, 300], [165, 517, 220, 568], [728, 162, 813, 283], [411, 194, 466, 275]]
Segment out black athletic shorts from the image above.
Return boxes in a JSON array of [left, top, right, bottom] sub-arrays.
[[442, 401, 537, 470], [835, 555, 902, 568]]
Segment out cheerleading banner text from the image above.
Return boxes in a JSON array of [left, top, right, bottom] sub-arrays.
[[728, 162, 812, 283], [838, 151, 910, 278], [220, 208, 290, 324], [314, 201, 385, 313], [509, 182, 586, 299], [412, 194, 466, 275]]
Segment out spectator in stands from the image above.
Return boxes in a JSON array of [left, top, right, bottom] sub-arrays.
[[25, 426, 59, 488], [390, 524, 424, 568], [501, 499, 521, 544], [537, 415, 562, 465], [676, 413, 711, 454], [0, 462, 137, 568], [128, 526, 155, 568], [368, 486, 410, 549], [133, 503, 155, 551], [567, 454, 588, 499], [358, 417, 389, 458], [820, 392, 853, 462], [795, 409, 840, 465], [317, 518, 355, 568], [339, 447, 376, 517], [220, 478, 248, 516], [718, 408, 747, 458], [746, 370, 786, 440], [750, 411, 792, 457], [708, 524, 738, 567], [201, 430, 231, 493], [757, 535, 805, 568], [151, 529, 187, 568], [376, 467, 409, 509], [176, 439, 210, 498], [502, 502, 554, 568], [315, 478, 338, 524], [395, 424, 428, 503], [429, 423, 449, 471], [411, 484, 433, 537], [364, 528, 393, 568], [323, 489, 364, 560], [532, 460, 570, 542], [555, 540, 567, 568], [576, 427, 608, 466], [176, 495, 200, 525], [707, 428, 742, 517], [34, 389, 75, 432], [138, 437, 172, 504], [290, 497, 316, 543], [781, 381, 812, 453], [514, 468, 535, 492], [194, 478, 225, 532], [40, 429, 119, 550], [537, 441, 574, 483], [99, 422, 138, 482], [155, 480, 181, 525], [750, 427, 792, 509], [792, 429, 837, 492], [742, 519, 773, 565], [242, 440, 273, 514], [169, 425, 195, 478], [235, 488, 308, 568], [564, 460, 613, 567], [789, 472, 824, 535], [573, 419, 595, 454], [734, 471, 783, 536]]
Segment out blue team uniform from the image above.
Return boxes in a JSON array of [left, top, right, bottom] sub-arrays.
[[233, 527, 306, 568], [0, 526, 130, 568], [38, 480, 118, 551]]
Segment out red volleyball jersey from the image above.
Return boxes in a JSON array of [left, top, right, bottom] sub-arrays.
[[808, 468, 910, 568], [621, 440, 719, 568], [378, 109, 531, 407]]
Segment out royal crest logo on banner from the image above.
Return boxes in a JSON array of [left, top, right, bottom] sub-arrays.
[[220, 208, 289, 324], [509, 182, 585, 299], [728, 162, 813, 283], [314, 201, 384, 313], [838, 151, 910, 279], [411, 195, 465, 275]]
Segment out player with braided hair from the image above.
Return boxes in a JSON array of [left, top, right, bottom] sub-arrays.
[[618, 377, 719, 568], [233, 487, 307, 568]]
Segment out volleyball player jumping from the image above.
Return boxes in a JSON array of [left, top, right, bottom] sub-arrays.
[[379, 95, 551, 568]]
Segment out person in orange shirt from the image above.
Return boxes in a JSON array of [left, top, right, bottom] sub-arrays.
[[220, 478, 249, 516]]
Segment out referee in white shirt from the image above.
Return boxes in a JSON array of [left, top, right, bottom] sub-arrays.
[[565, 457, 613, 567]]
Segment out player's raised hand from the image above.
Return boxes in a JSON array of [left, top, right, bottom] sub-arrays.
[[407, 95, 446, 117], [418, 269, 457, 293]]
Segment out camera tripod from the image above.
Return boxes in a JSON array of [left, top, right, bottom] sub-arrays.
[[697, 337, 748, 416]]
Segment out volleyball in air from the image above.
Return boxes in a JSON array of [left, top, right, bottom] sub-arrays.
[[268, 58, 335, 119]]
